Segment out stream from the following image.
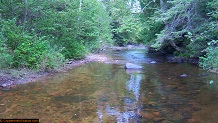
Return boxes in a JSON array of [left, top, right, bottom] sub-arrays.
[[0, 49, 218, 123]]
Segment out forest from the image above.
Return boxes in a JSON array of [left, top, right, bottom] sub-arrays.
[[0, 0, 217, 72]]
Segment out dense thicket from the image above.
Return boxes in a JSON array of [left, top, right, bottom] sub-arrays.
[[102, 0, 143, 46], [0, 0, 112, 70], [139, 0, 218, 71]]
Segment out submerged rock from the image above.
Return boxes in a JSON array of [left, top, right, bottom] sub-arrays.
[[1, 84, 7, 88], [150, 61, 157, 64], [125, 69, 142, 74], [180, 74, 188, 77], [125, 63, 142, 69]]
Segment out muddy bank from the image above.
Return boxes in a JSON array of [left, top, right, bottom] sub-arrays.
[[0, 53, 110, 89]]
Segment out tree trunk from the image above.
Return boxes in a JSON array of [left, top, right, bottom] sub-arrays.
[[23, 0, 28, 31], [11, 0, 15, 17], [169, 40, 183, 53], [78, 0, 82, 21], [79, 0, 82, 11]]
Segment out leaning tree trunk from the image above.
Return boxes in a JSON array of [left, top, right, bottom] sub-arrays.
[[169, 40, 183, 53]]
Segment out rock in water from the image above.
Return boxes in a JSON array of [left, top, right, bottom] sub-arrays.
[[1, 84, 7, 88], [150, 61, 157, 64], [180, 74, 188, 77], [125, 63, 142, 69], [125, 69, 142, 74]]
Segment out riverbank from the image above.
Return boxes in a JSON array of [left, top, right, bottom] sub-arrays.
[[0, 45, 147, 89], [0, 53, 110, 89], [0, 45, 216, 89]]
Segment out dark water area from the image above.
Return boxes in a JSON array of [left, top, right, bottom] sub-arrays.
[[0, 49, 218, 123]]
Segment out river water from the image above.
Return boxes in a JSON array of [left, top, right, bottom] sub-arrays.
[[0, 49, 218, 123]]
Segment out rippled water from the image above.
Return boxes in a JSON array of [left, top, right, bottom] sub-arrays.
[[0, 49, 218, 123]]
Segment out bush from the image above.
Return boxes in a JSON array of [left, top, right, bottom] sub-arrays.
[[62, 41, 87, 60], [199, 46, 218, 71], [0, 19, 24, 51], [38, 46, 65, 71], [0, 30, 13, 68], [0, 49, 13, 68], [13, 39, 46, 68], [13, 36, 65, 70]]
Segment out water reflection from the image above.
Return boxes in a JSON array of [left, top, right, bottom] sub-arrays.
[[97, 71, 143, 123], [0, 49, 218, 123], [126, 74, 142, 101]]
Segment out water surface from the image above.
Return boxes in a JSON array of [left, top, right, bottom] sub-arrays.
[[0, 49, 218, 123]]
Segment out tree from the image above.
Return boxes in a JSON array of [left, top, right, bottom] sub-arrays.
[[138, 0, 164, 45], [0, 0, 113, 69], [198, 0, 218, 71], [103, 0, 143, 46]]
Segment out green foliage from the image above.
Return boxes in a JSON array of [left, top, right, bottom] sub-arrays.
[[207, 0, 218, 19], [0, 31, 13, 68], [1, 19, 24, 51], [104, 0, 143, 46], [13, 39, 46, 68], [155, 0, 199, 45], [2, 0, 217, 72], [140, 19, 164, 45], [139, 0, 218, 71], [77, 0, 112, 48], [38, 46, 65, 71], [113, 16, 143, 46], [139, 0, 164, 45], [199, 46, 218, 71], [62, 41, 86, 60], [0, 17, 65, 70], [0, 0, 114, 70], [13, 36, 65, 70], [34, 0, 112, 54], [118, 16, 143, 42]]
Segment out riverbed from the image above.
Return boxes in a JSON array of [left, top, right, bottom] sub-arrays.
[[0, 49, 217, 123]]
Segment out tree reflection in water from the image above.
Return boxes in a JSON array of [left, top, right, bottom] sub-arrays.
[[97, 72, 143, 123]]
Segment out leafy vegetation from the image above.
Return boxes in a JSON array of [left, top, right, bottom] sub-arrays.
[[199, 47, 218, 71], [139, 0, 218, 71], [0, 0, 112, 70], [103, 0, 143, 46], [0, 0, 217, 71]]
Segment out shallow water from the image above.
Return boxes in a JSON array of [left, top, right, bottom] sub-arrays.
[[0, 49, 218, 123]]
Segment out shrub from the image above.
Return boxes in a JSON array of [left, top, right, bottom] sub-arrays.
[[199, 46, 218, 71], [0, 48, 13, 68], [13, 39, 46, 68], [0, 18, 65, 70], [62, 41, 87, 60], [13, 36, 65, 70], [38, 46, 65, 71], [0, 19, 24, 51], [0, 31, 13, 68]]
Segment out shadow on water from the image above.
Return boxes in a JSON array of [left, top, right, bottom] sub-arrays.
[[0, 49, 218, 122]]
